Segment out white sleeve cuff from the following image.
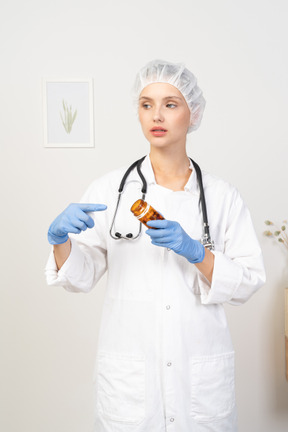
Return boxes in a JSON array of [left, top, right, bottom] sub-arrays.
[[45, 238, 89, 292], [198, 251, 243, 305]]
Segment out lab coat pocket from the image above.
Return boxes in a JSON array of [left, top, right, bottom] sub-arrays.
[[97, 351, 146, 424], [189, 351, 235, 423]]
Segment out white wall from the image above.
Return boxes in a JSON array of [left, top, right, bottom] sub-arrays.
[[1, 0, 288, 430]]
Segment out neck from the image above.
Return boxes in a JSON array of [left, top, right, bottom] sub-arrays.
[[149, 147, 190, 177], [149, 147, 191, 191]]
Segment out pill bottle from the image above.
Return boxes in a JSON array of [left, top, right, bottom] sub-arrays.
[[130, 199, 164, 228]]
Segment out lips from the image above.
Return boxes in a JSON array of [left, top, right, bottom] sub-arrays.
[[150, 127, 167, 132], [150, 128, 168, 137], [150, 127, 168, 137]]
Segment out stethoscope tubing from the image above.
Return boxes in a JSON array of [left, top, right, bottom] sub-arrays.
[[109, 156, 214, 249]]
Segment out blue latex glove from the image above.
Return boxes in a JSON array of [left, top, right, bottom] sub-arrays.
[[146, 219, 205, 263], [48, 203, 107, 245]]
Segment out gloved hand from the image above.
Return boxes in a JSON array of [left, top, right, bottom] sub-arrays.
[[146, 219, 205, 263], [48, 203, 107, 245]]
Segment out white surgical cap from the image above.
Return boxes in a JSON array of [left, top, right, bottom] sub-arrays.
[[132, 59, 206, 133]]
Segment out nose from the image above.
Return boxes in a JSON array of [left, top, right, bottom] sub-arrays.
[[153, 106, 164, 122]]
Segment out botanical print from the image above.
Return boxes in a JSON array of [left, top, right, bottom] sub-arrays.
[[60, 100, 77, 134], [43, 79, 93, 147]]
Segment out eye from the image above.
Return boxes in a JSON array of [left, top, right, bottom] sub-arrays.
[[142, 103, 151, 109], [166, 103, 177, 108]]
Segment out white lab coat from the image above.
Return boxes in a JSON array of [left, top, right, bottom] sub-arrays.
[[45, 155, 266, 432]]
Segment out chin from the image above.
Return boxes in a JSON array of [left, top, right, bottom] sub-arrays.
[[149, 140, 173, 149]]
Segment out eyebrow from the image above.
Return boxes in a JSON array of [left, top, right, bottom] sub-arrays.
[[139, 96, 183, 101]]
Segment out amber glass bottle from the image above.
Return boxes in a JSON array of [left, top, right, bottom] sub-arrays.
[[130, 199, 164, 228]]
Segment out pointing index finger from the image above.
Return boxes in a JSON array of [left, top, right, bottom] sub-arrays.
[[79, 203, 107, 212]]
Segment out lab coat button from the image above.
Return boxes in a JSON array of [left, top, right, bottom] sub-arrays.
[[167, 362, 172, 367], [170, 417, 175, 422], [166, 305, 171, 310]]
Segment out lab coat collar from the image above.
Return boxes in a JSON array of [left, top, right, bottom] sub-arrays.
[[184, 158, 198, 193], [126, 155, 199, 194]]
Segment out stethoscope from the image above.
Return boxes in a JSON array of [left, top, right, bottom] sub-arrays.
[[109, 156, 214, 250]]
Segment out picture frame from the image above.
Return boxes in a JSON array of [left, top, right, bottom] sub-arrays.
[[43, 78, 94, 148]]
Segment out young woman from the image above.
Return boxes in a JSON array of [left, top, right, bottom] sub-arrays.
[[46, 59, 266, 432]]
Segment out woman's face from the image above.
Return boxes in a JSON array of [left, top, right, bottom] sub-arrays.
[[138, 82, 191, 150]]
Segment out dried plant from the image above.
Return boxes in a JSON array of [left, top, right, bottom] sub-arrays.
[[60, 100, 77, 134], [263, 220, 288, 251]]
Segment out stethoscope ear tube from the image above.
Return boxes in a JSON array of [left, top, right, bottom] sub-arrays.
[[189, 158, 214, 250], [118, 156, 146, 193], [109, 191, 144, 240], [110, 156, 147, 240], [136, 158, 147, 194]]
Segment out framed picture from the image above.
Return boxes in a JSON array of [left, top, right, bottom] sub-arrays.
[[43, 78, 94, 148]]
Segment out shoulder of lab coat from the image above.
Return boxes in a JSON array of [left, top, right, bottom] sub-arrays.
[[44, 165, 129, 293], [197, 171, 266, 306]]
